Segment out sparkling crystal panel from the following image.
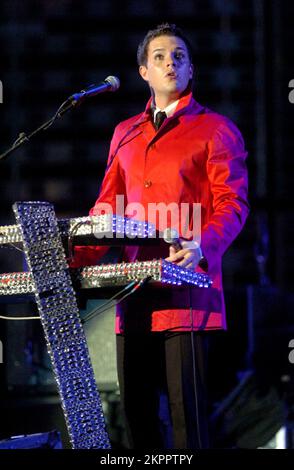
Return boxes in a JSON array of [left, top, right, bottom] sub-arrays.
[[0, 214, 156, 246], [0, 260, 212, 296], [78, 260, 212, 288], [13, 201, 110, 449]]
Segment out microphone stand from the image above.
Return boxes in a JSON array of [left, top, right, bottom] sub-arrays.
[[0, 97, 78, 163]]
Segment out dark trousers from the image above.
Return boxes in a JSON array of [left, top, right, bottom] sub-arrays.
[[116, 331, 210, 449]]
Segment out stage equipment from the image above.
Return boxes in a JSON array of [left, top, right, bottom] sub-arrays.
[[0, 201, 212, 448]]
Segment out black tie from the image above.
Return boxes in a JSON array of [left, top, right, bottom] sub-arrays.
[[154, 111, 167, 130]]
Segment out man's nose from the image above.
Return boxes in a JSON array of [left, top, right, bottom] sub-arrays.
[[165, 54, 176, 67]]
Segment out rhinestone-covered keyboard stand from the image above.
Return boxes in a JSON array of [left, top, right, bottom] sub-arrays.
[[13, 201, 110, 449], [0, 214, 156, 245], [0, 260, 212, 295]]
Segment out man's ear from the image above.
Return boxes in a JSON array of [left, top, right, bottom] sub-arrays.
[[189, 63, 194, 80], [139, 65, 149, 82]]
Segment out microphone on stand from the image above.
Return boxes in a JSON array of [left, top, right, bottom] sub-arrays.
[[0, 76, 121, 162], [70, 76, 120, 103]]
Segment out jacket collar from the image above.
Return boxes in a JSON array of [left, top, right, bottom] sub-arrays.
[[127, 92, 204, 140], [141, 91, 202, 123]]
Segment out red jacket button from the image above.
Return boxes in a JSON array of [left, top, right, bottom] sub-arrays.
[[144, 180, 152, 188]]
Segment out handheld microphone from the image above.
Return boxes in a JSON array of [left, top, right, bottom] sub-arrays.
[[70, 76, 120, 103], [163, 228, 183, 252], [163, 228, 208, 271]]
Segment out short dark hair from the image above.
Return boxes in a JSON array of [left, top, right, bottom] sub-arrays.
[[137, 23, 194, 67]]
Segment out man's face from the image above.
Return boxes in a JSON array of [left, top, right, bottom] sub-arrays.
[[139, 35, 194, 106]]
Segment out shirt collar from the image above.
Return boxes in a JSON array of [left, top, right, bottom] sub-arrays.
[[152, 100, 179, 120], [142, 91, 198, 123]]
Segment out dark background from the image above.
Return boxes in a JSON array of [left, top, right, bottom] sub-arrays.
[[0, 0, 293, 449]]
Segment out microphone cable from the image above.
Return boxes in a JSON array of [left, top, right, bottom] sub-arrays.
[[81, 276, 151, 324], [81, 280, 137, 323], [0, 278, 151, 323], [189, 285, 203, 450]]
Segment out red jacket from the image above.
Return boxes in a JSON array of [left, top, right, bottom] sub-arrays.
[[74, 92, 249, 333]]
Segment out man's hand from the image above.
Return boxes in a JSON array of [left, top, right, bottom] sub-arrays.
[[165, 239, 203, 271]]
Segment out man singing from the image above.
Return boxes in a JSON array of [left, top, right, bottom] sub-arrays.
[[74, 23, 249, 449]]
